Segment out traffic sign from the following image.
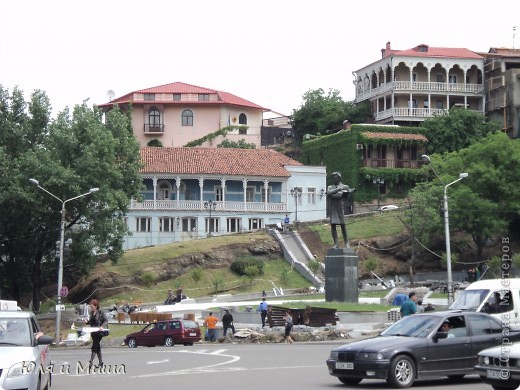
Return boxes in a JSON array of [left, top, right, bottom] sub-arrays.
[[60, 286, 69, 298]]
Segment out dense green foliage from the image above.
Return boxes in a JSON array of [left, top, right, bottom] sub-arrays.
[[290, 88, 371, 138], [0, 86, 143, 310], [422, 109, 500, 154], [183, 125, 248, 147], [217, 139, 256, 149]]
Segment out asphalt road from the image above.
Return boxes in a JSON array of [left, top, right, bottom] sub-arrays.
[[49, 342, 495, 390]]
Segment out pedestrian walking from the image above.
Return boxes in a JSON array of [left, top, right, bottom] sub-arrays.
[[222, 309, 235, 336], [204, 312, 219, 342], [284, 310, 294, 344], [257, 298, 268, 328], [165, 289, 174, 305], [84, 299, 108, 368], [400, 291, 418, 317]]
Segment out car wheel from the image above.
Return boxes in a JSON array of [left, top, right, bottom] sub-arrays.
[[338, 377, 362, 385], [164, 336, 174, 347], [386, 355, 415, 388], [127, 338, 138, 348]]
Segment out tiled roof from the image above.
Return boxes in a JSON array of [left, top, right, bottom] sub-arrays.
[[362, 132, 428, 141], [98, 82, 267, 110], [140, 147, 302, 177], [389, 44, 482, 60], [484, 47, 520, 57]]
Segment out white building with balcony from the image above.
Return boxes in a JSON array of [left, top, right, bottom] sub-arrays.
[[123, 147, 327, 250], [353, 42, 485, 125]]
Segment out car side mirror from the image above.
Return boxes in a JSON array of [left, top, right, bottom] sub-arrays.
[[435, 331, 448, 340], [37, 335, 53, 345]]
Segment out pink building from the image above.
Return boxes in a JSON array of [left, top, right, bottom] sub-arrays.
[[98, 82, 268, 148]]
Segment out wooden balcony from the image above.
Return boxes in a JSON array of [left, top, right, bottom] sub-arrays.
[[144, 124, 165, 134], [130, 199, 288, 213], [364, 159, 425, 169]]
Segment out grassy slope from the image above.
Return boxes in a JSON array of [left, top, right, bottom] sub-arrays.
[[81, 213, 406, 309]]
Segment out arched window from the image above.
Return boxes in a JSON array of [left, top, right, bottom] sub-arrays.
[[182, 109, 193, 126], [238, 113, 247, 125], [148, 107, 161, 127]]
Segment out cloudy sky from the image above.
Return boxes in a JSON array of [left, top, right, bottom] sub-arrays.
[[1, 0, 518, 117]]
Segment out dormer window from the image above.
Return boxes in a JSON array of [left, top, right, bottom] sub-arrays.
[[173, 93, 181, 101], [144, 93, 155, 101], [417, 45, 428, 52], [198, 94, 210, 101]]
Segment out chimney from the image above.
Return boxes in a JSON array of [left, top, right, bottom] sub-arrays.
[[382, 41, 391, 58]]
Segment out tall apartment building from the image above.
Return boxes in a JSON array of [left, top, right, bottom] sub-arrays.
[[353, 42, 485, 126], [480, 48, 520, 138]]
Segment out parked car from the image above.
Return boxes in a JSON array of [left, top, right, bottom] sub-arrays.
[[326, 311, 520, 388], [379, 205, 399, 212], [124, 318, 201, 348], [475, 342, 520, 390], [0, 310, 53, 390]]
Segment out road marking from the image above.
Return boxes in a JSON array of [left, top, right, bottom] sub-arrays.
[[147, 359, 169, 365]]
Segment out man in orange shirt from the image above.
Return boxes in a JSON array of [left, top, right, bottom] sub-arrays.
[[204, 312, 219, 342]]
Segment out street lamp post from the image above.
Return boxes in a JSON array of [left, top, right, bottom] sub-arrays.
[[421, 155, 468, 305], [204, 199, 217, 236], [372, 177, 385, 209], [290, 187, 303, 222], [29, 179, 99, 343]]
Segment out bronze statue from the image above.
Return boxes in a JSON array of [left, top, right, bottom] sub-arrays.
[[327, 171, 355, 248]]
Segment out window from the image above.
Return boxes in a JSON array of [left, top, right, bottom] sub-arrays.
[[206, 217, 219, 234], [182, 109, 193, 126], [136, 217, 151, 232], [412, 73, 417, 82], [158, 181, 170, 200], [468, 314, 501, 336], [436, 73, 444, 83], [249, 218, 263, 230], [261, 187, 271, 203], [172, 93, 181, 101], [436, 101, 444, 109], [308, 188, 316, 205], [198, 94, 210, 101], [144, 93, 155, 101], [160, 217, 176, 232], [448, 74, 457, 84], [238, 113, 247, 125], [181, 218, 197, 232], [215, 186, 224, 201], [149, 107, 161, 127], [423, 100, 429, 109], [409, 99, 417, 109], [227, 218, 241, 233], [246, 187, 254, 202], [239, 127, 247, 135]]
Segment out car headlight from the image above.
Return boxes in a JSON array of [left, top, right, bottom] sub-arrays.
[[330, 351, 339, 360], [361, 352, 384, 360], [480, 356, 490, 365], [7, 361, 36, 377]]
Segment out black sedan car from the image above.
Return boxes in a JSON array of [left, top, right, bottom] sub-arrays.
[[327, 311, 520, 388]]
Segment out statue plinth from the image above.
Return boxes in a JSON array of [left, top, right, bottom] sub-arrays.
[[325, 247, 359, 303]]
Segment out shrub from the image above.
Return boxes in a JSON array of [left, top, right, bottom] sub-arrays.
[[230, 256, 265, 276], [140, 271, 157, 287]]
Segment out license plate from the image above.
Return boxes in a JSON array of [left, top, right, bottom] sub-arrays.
[[189, 333, 196, 336], [487, 369, 505, 379], [336, 362, 354, 370]]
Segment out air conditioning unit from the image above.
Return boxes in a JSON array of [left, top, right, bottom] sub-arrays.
[[356, 144, 364, 150]]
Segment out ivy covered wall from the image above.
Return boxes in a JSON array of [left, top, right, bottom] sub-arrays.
[[299, 125, 428, 202]]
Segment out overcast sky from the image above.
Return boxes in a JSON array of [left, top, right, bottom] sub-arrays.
[[1, 0, 519, 117]]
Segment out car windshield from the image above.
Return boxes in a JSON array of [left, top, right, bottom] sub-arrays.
[[0, 318, 31, 346], [381, 315, 439, 338], [450, 289, 489, 311]]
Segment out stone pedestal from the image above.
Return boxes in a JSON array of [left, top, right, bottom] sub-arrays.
[[325, 247, 359, 302]]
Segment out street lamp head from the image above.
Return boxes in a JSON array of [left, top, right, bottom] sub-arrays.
[[29, 178, 39, 186], [89, 187, 100, 193], [421, 154, 432, 163], [459, 173, 469, 179]]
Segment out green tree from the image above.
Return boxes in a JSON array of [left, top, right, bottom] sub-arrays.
[[243, 265, 259, 290], [191, 267, 203, 285], [421, 108, 499, 154], [0, 86, 142, 310], [217, 139, 256, 149], [307, 258, 321, 280]]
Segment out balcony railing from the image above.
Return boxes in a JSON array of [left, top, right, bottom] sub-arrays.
[[130, 199, 287, 212], [364, 159, 425, 169], [356, 81, 484, 102], [375, 107, 484, 122], [144, 124, 165, 133]]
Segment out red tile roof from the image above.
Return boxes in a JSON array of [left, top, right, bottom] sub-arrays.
[[385, 44, 482, 60], [362, 132, 428, 142], [98, 82, 268, 110], [140, 147, 302, 177]]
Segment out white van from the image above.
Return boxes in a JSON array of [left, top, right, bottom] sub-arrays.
[[450, 279, 520, 329]]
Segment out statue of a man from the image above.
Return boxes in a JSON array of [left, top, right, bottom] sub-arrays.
[[326, 171, 355, 248]]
